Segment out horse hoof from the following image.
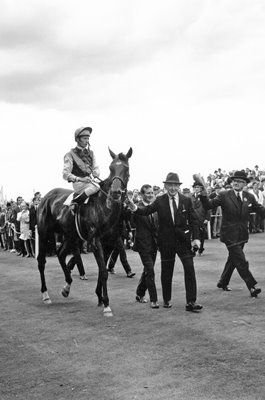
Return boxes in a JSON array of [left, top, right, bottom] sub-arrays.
[[61, 287, 70, 297], [103, 306, 113, 317], [43, 297, 52, 305], [42, 292, 52, 304]]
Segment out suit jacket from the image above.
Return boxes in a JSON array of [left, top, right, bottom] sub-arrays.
[[135, 193, 200, 253], [191, 194, 210, 225], [201, 189, 265, 246], [132, 200, 158, 253], [10, 206, 21, 231], [29, 205, 38, 232]]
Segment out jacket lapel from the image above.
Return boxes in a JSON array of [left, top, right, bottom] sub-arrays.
[[230, 190, 241, 210], [178, 194, 183, 213], [163, 194, 174, 224]]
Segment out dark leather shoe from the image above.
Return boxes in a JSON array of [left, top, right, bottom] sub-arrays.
[[150, 302, 159, 309], [186, 302, 203, 312], [136, 295, 147, 303], [107, 268, 116, 274], [250, 287, 261, 297], [127, 272, 136, 278], [163, 302, 172, 308], [217, 282, 232, 291]]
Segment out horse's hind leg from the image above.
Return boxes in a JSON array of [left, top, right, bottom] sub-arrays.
[[57, 240, 73, 298]]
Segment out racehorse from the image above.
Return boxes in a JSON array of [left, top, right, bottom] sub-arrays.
[[37, 147, 132, 316]]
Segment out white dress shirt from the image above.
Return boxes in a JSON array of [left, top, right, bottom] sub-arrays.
[[168, 193, 179, 223]]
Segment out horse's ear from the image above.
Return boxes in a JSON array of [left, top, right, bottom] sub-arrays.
[[126, 147, 133, 159], [108, 147, 116, 159]]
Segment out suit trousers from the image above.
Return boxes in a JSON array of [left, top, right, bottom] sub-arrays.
[[67, 253, 86, 276], [107, 236, 131, 274], [160, 244, 197, 304], [198, 225, 206, 253], [219, 243, 257, 290], [136, 251, 157, 302]]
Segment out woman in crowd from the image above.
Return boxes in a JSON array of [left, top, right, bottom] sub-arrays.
[[17, 201, 32, 257]]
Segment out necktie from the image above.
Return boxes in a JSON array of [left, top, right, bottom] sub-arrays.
[[237, 193, 242, 208], [171, 196, 178, 224]]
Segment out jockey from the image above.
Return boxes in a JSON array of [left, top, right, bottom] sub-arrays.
[[63, 127, 100, 209]]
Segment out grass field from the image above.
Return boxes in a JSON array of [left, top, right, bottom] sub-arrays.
[[1, 234, 265, 400]]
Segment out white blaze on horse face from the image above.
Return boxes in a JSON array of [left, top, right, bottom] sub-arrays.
[[111, 178, 122, 197]]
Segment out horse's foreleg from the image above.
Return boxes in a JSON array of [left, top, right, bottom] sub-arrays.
[[57, 240, 73, 297], [37, 237, 52, 304], [95, 274, 104, 307], [37, 240, 47, 294], [93, 240, 112, 316], [42, 291, 52, 305]]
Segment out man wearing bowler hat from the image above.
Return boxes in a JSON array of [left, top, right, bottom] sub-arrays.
[[63, 126, 100, 210], [200, 170, 265, 297], [127, 172, 203, 312]]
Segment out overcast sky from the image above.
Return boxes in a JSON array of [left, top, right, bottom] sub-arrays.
[[1, 0, 265, 201]]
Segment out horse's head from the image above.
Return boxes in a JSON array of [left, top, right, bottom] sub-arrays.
[[108, 147, 133, 202]]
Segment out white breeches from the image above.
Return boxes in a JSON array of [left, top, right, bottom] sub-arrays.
[[72, 181, 100, 196]]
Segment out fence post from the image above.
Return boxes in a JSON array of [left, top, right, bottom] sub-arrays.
[[207, 220, 211, 240]]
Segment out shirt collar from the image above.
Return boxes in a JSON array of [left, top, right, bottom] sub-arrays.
[[234, 190, 243, 199], [142, 200, 151, 206], [168, 193, 179, 200], [76, 145, 88, 151]]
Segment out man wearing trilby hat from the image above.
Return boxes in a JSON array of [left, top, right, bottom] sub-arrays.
[[200, 170, 265, 297], [127, 172, 203, 312]]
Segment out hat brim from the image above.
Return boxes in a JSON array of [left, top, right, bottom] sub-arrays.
[[163, 180, 182, 185], [78, 127, 92, 135], [230, 176, 249, 183]]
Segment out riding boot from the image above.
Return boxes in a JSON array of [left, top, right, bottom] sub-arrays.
[[70, 192, 89, 214], [72, 192, 89, 205]]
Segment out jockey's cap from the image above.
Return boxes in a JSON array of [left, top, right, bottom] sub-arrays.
[[74, 126, 92, 141]]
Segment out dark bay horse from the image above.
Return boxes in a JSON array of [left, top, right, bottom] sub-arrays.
[[37, 147, 132, 316]]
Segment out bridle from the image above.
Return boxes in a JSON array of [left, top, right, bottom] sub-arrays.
[[108, 175, 128, 203]]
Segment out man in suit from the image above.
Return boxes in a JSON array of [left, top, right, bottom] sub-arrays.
[[200, 170, 265, 297], [133, 184, 159, 309], [11, 196, 23, 255], [105, 206, 135, 278], [191, 181, 210, 256], [127, 172, 203, 312], [29, 196, 40, 257]]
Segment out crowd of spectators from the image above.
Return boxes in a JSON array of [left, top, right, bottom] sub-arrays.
[[1, 165, 265, 257], [204, 166, 265, 236], [0, 192, 41, 256]]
